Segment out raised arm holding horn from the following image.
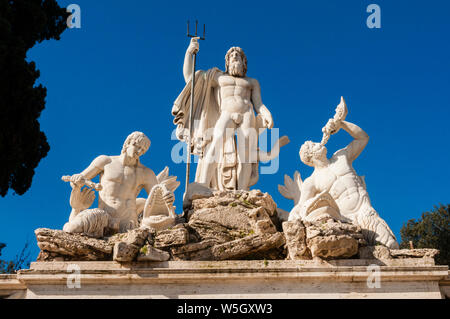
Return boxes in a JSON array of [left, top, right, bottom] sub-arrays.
[[279, 97, 399, 249]]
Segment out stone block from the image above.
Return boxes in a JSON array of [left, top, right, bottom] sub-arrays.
[[137, 245, 170, 262], [154, 227, 189, 248], [282, 220, 310, 260]]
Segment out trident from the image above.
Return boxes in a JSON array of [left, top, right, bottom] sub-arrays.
[[184, 20, 206, 197]]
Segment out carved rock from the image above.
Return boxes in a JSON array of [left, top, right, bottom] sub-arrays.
[[190, 189, 276, 215], [113, 242, 137, 262], [170, 239, 217, 261], [154, 225, 189, 249], [175, 189, 285, 260], [282, 220, 310, 260], [210, 232, 286, 260], [110, 228, 149, 246], [35, 228, 113, 261], [305, 219, 362, 259], [305, 219, 364, 240], [36, 189, 415, 263], [308, 235, 358, 259], [137, 245, 170, 262], [187, 190, 278, 244], [183, 182, 214, 210], [358, 245, 391, 260], [389, 249, 440, 259], [240, 189, 278, 217], [111, 228, 150, 262]]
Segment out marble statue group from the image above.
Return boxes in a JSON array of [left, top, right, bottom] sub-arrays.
[[60, 37, 399, 253]]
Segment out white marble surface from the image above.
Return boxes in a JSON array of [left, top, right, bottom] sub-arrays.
[[1, 260, 447, 299], [172, 39, 288, 191], [62, 132, 178, 235], [280, 99, 399, 249]]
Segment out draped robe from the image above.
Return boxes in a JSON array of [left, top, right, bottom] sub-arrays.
[[172, 68, 260, 190]]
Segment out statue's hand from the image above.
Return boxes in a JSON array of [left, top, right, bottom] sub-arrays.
[[162, 191, 175, 205], [69, 174, 85, 188], [187, 37, 199, 55], [261, 109, 274, 129], [323, 118, 340, 136]]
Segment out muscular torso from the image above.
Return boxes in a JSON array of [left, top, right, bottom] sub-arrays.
[[216, 74, 254, 114], [310, 153, 369, 216], [97, 156, 149, 220]]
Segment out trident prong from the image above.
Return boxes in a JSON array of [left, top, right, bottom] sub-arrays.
[[187, 20, 206, 40]]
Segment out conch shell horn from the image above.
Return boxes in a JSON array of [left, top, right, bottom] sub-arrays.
[[320, 96, 348, 146]]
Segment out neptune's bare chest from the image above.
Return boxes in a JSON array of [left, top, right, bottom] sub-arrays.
[[218, 75, 252, 98]]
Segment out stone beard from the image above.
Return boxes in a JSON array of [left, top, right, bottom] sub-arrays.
[[225, 46, 247, 78], [171, 39, 290, 191], [228, 60, 245, 77]]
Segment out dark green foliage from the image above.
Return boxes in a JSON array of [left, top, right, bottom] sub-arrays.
[[0, 0, 68, 196], [0, 241, 31, 273], [400, 204, 450, 265]]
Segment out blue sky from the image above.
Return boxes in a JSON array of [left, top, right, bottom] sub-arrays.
[[1, 0, 449, 261]]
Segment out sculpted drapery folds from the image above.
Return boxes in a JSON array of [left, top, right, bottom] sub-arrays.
[[172, 67, 254, 190], [172, 40, 287, 191]]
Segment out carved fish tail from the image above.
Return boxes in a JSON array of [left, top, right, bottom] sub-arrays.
[[63, 208, 110, 238], [356, 209, 399, 249]]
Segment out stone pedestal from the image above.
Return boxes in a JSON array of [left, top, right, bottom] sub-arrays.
[[1, 259, 448, 299]]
